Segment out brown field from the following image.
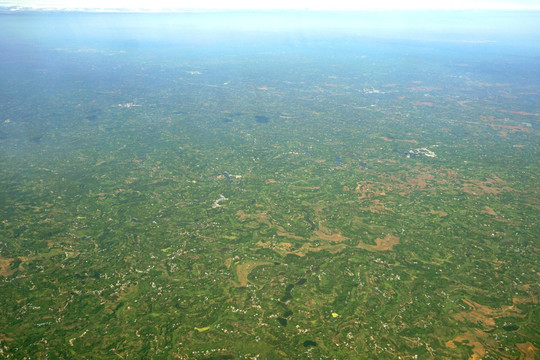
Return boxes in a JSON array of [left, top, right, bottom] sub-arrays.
[[236, 210, 271, 227], [357, 234, 399, 251], [0, 333, 14, 342], [406, 173, 435, 189], [513, 296, 538, 305], [235, 261, 271, 287], [496, 124, 532, 132], [412, 101, 434, 106], [429, 209, 448, 216], [289, 185, 320, 191], [379, 136, 418, 144], [498, 109, 537, 116], [355, 182, 390, 200], [462, 176, 513, 195], [445, 330, 487, 360], [313, 221, 348, 242], [276, 228, 305, 240], [453, 299, 522, 329], [0, 258, 15, 277], [354, 168, 517, 202], [516, 342, 539, 360], [255, 240, 295, 257], [256, 239, 346, 258], [365, 199, 393, 214], [490, 122, 532, 137], [291, 243, 346, 257], [445, 327, 520, 360]]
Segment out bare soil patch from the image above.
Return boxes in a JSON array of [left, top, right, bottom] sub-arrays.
[[355, 182, 390, 200], [0, 333, 14, 342], [498, 109, 537, 116], [430, 209, 448, 216], [412, 101, 434, 106], [276, 228, 305, 240], [513, 295, 538, 305], [406, 173, 435, 189], [379, 136, 418, 144], [453, 299, 522, 329], [357, 234, 399, 251], [313, 221, 348, 242], [462, 176, 513, 195], [366, 199, 392, 214], [256, 239, 345, 257], [516, 342, 539, 360], [292, 243, 346, 257], [235, 261, 271, 287], [0, 258, 15, 277], [445, 330, 486, 360], [482, 206, 497, 216], [236, 210, 271, 227]]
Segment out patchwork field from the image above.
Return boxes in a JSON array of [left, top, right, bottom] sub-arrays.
[[0, 10, 538, 359]]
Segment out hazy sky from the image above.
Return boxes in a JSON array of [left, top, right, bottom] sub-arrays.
[[3, 0, 540, 10]]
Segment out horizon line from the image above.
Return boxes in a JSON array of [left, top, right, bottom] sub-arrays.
[[2, 6, 540, 12]]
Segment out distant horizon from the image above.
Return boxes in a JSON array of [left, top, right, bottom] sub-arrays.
[[3, 8, 540, 12], [2, 0, 540, 11]]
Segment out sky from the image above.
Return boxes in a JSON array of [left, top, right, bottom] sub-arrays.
[[2, 0, 540, 10]]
